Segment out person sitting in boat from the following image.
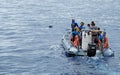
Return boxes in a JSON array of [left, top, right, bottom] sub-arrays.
[[71, 19, 78, 31]]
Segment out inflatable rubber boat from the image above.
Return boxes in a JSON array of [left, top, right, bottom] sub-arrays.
[[62, 29, 114, 57]]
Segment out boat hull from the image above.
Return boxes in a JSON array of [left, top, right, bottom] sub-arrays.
[[62, 32, 114, 57]]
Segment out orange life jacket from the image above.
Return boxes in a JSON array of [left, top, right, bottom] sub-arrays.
[[103, 37, 109, 48], [74, 35, 79, 47], [70, 35, 79, 47]]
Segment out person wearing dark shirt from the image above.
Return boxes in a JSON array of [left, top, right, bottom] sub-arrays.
[[71, 19, 78, 31]]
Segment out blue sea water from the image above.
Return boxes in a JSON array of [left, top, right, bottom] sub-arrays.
[[0, 0, 120, 75]]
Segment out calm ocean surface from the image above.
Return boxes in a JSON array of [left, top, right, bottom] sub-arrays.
[[0, 0, 120, 75]]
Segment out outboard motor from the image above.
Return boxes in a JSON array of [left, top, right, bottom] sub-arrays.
[[87, 43, 96, 57]]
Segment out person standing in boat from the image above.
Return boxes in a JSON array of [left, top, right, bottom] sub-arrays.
[[90, 26, 101, 48], [74, 25, 82, 47], [70, 29, 79, 48], [71, 19, 78, 31], [79, 22, 85, 30], [90, 21, 98, 30], [71, 28, 79, 42]]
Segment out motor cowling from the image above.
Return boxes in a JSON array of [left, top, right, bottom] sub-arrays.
[[87, 43, 96, 57]]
